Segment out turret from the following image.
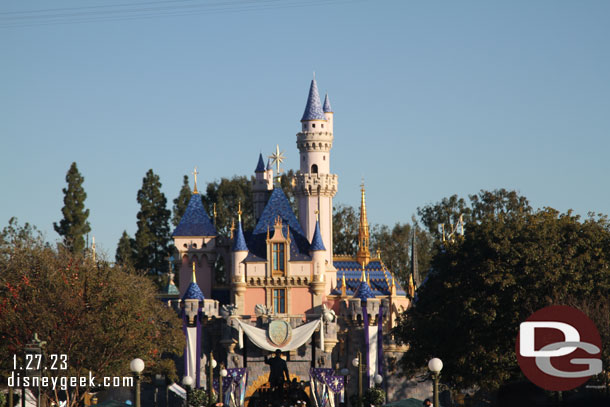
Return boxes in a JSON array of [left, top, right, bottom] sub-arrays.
[[294, 77, 338, 268], [309, 218, 326, 307], [231, 203, 248, 314], [172, 168, 217, 298], [252, 153, 274, 221], [323, 93, 333, 133]]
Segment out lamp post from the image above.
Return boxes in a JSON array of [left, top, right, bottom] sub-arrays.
[[130, 358, 145, 407], [373, 374, 383, 387], [219, 365, 228, 406], [25, 333, 46, 407], [352, 352, 366, 407], [208, 353, 217, 407], [182, 376, 194, 407], [428, 358, 443, 407]]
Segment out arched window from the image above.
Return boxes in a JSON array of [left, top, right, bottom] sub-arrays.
[[311, 164, 318, 173]]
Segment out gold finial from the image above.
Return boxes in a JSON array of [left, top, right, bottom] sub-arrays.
[[361, 264, 366, 282], [376, 249, 381, 259], [269, 145, 286, 183], [341, 274, 347, 296], [237, 201, 242, 222], [230, 218, 235, 239], [192, 261, 197, 284], [315, 210, 319, 221], [356, 181, 371, 266], [192, 167, 199, 194], [213, 203, 217, 224]]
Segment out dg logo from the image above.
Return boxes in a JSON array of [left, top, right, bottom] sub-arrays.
[[516, 305, 603, 391]]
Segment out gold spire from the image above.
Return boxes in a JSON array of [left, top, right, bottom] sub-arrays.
[[192, 261, 197, 284], [192, 167, 199, 194], [356, 181, 371, 266], [213, 203, 217, 224], [341, 274, 347, 296], [238, 201, 242, 222], [361, 264, 366, 281]]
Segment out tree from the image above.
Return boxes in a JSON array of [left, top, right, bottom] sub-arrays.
[[201, 175, 253, 237], [115, 230, 135, 266], [0, 219, 184, 407], [172, 175, 192, 227], [395, 194, 610, 390], [332, 204, 359, 256], [371, 223, 432, 286], [53, 162, 91, 253], [133, 169, 171, 275]]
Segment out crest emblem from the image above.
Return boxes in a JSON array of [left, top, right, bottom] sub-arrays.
[[267, 320, 292, 347]]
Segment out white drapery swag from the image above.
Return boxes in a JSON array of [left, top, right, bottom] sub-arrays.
[[236, 318, 324, 351]]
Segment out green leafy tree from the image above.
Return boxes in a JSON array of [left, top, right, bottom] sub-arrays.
[[371, 223, 432, 286], [0, 219, 184, 407], [173, 175, 192, 227], [395, 194, 610, 390], [332, 204, 359, 256], [201, 175, 253, 236], [53, 162, 91, 253], [133, 169, 171, 275], [115, 230, 135, 266]]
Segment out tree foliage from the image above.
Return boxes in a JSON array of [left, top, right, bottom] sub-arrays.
[[201, 175, 253, 237], [332, 204, 359, 256], [134, 169, 171, 275], [396, 190, 610, 390], [172, 175, 192, 227], [0, 219, 183, 407], [53, 162, 91, 253], [115, 230, 135, 266]]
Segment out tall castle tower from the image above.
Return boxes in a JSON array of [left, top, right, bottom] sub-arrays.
[[294, 78, 338, 270]]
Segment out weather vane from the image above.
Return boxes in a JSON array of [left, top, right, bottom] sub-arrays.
[[269, 144, 285, 182]]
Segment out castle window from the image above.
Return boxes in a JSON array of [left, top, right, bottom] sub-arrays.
[[272, 243, 285, 273], [323, 156, 325, 161], [311, 164, 318, 173], [273, 289, 286, 314], [321, 124, 324, 128], [312, 123, 316, 128]]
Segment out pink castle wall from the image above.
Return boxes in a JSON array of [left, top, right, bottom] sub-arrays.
[[291, 288, 311, 315], [244, 288, 266, 316]]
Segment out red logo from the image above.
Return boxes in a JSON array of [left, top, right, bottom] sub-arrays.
[[515, 305, 602, 391]]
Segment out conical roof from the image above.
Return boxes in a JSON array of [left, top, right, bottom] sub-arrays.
[[232, 220, 248, 252], [255, 153, 265, 172], [310, 219, 326, 251], [172, 194, 217, 237], [301, 79, 327, 121], [323, 93, 332, 113]]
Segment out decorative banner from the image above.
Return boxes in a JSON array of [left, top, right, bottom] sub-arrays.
[[310, 368, 344, 407], [213, 368, 248, 407], [237, 319, 321, 351]]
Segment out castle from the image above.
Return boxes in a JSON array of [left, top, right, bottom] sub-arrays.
[[165, 78, 416, 404]]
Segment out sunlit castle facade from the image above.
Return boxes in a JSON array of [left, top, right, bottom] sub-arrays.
[[167, 78, 418, 403]]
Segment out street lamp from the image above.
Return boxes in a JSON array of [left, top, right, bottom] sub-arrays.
[[352, 352, 366, 407], [130, 358, 145, 407], [208, 353, 217, 407], [219, 365, 228, 406], [428, 358, 443, 407], [373, 374, 383, 386], [182, 376, 194, 407]]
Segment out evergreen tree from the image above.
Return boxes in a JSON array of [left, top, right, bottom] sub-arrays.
[[115, 230, 135, 266], [172, 175, 192, 226], [133, 169, 171, 275], [53, 162, 91, 253]]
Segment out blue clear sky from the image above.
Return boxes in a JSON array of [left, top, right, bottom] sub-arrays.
[[2, 0, 609, 255]]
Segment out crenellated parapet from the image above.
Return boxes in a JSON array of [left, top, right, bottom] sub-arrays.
[[293, 173, 338, 197], [339, 297, 389, 326], [182, 298, 219, 325], [296, 131, 334, 152]]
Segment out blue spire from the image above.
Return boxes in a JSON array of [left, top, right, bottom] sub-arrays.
[[353, 279, 375, 302], [172, 194, 217, 237], [182, 282, 205, 301], [232, 220, 248, 252], [301, 79, 327, 121], [255, 153, 265, 172], [310, 219, 326, 251], [323, 93, 332, 113], [266, 158, 272, 171]]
